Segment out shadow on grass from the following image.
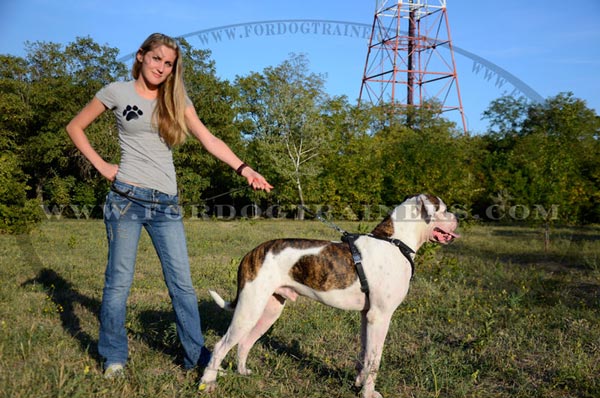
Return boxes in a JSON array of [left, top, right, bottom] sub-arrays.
[[262, 334, 357, 392], [21, 268, 102, 364], [132, 300, 234, 366], [199, 300, 234, 337], [19, 266, 236, 369], [444, 227, 599, 272], [16, 232, 356, 381], [199, 299, 356, 392], [441, 227, 600, 310]]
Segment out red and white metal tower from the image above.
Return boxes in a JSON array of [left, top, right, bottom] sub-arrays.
[[359, 0, 467, 133]]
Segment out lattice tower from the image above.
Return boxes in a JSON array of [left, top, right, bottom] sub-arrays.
[[359, 0, 467, 133]]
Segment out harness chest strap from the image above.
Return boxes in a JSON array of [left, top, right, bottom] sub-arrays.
[[367, 233, 416, 277], [342, 234, 370, 294], [341, 233, 416, 297]]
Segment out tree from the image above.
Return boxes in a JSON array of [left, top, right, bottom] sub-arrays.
[[516, 93, 600, 224], [318, 97, 384, 219], [0, 54, 43, 231], [0, 152, 42, 233], [482, 95, 529, 139], [3, 34, 598, 229], [236, 54, 331, 218], [0, 55, 32, 152], [481, 92, 600, 225], [20, 38, 126, 207], [373, 103, 480, 209]]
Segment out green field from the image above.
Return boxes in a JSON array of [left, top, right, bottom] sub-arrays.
[[1, 219, 598, 398]]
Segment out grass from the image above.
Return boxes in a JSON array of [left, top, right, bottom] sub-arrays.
[[1, 219, 599, 398]]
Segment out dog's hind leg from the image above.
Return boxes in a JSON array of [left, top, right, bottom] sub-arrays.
[[236, 293, 286, 375], [200, 290, 275, 389]]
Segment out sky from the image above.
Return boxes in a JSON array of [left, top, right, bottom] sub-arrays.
[[1, 0, 599, 133]]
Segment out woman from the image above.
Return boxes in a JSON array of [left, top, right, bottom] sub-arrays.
[[66, 33, 272, 378]]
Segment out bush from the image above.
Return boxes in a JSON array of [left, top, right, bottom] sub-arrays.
[[0, 153, 42, 234]]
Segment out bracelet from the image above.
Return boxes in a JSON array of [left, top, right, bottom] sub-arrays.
[[236, 163, 249, 176]]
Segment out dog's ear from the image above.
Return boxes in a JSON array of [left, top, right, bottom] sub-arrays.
[[416, 194, 438, 223]]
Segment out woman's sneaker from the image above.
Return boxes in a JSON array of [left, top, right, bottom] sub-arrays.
[[198, 346, 212, 368], [104, 363, 124, 379]]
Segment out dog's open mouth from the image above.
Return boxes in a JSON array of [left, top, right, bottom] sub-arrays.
[[432, 227, 460, 244]]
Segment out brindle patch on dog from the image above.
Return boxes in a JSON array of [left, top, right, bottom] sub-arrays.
[[236, 239, 330, 290], [370, 215, 394, 238], [289, 242, 356, 291]]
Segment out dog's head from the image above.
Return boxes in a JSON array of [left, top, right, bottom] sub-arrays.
[[379, 194, 460, 250], [414, 194, 460, 244]]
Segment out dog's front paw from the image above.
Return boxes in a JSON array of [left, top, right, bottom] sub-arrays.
[[200, 367, 220, 392], [361, 389, 383, 398], [198, 381, 217, 393]]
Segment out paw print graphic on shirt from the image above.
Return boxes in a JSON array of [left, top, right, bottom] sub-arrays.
[[123, 105, 143, 121]]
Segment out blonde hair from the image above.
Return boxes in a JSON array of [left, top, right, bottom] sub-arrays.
[[132, 33, 188, 147]]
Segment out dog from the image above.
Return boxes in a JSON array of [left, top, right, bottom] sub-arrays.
[[200, 194, 459, 398]]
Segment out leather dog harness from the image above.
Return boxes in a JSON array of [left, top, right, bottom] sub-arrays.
[[342, 233, 416, 296], [298, 204, 416, 297]]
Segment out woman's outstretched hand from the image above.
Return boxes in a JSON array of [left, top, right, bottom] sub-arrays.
[[241, 167, 273, 192]]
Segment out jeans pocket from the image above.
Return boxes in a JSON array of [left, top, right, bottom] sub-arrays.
[[104, 191, 132, 219]]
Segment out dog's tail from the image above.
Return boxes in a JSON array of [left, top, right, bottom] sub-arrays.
[[208, 290, 235, 312]]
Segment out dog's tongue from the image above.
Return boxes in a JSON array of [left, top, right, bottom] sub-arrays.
[[433, 227, 460, 243]]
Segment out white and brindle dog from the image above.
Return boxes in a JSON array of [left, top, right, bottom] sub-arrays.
[[200, 194, 460, 398]]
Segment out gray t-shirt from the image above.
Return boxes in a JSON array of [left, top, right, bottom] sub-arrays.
[[96, 81, 178, 195]]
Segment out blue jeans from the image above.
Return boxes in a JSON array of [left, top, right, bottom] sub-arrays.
[[99, 180, 204, 369]]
